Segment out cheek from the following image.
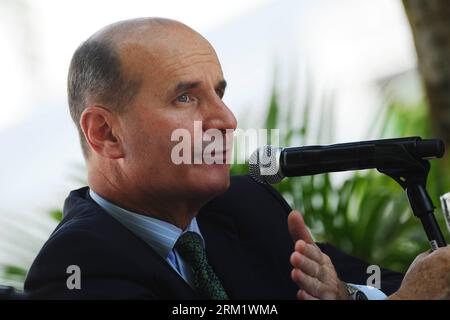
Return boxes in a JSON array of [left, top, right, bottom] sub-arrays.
[[124, 108, 200, 163], [133, 120, 188, 165]]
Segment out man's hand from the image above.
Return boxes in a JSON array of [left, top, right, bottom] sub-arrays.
[[389, 246, 450, 300], [288, 210, 349, 300]]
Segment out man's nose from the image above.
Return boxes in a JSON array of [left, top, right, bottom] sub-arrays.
[[202, 98, 237, 133]]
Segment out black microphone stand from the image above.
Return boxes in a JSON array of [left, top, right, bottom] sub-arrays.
[[376, 144, 447, 250]]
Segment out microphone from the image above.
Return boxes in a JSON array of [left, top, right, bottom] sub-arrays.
[[249, 137, 445, 184]]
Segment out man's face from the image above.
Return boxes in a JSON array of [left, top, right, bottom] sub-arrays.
[[117, 27, 237, 202]]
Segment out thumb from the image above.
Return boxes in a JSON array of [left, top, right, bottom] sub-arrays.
[[288, 210, 315, 245]]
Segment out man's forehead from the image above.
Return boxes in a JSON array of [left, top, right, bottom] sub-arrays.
[[119, 23, 218, 66], [94, 18, 223, 94], [92, 17, 217, 67], [120, 38, 217, 65], [120, 40, 221, 81], [118, 35, 222, 92]]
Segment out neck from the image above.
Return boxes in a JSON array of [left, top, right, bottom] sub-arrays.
[[88, 169, 208, 230]]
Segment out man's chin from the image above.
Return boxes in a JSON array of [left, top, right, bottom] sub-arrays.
[[190, 164, 231, 197]]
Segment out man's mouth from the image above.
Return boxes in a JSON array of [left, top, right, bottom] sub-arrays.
[[193, 148, 232, 164]]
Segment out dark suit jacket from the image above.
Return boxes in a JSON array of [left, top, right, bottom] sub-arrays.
[[24, 175, 403, 299]]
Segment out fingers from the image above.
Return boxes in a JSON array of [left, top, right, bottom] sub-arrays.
[[288, 210, 315, 244], [291, 268, 323, 298], [290, 251, 321, 279], [295, 239, 322, 263], [288, 209, 345, 300]]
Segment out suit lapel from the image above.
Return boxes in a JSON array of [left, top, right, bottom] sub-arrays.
[[83, 190, 199, 299], [197, 209, 267, 299]]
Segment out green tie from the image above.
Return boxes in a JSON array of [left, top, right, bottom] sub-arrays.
[[175, 231, 229, 300]]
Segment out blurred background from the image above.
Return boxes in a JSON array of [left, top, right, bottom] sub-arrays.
[[1, 0, 450, 291]]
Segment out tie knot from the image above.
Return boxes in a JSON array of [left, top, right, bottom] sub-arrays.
[[175, 231, 205, 261]]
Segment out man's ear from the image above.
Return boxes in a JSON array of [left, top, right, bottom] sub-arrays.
[[80, 106, 124, 159]]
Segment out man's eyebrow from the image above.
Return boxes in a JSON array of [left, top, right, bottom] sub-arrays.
[[175, 81, 201, 93], [174, 80, 227, 94]]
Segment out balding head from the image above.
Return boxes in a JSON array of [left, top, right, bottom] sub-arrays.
[[89, 17, 193, 45], [72, 18, 236, 227], [68, 17, 210, 158]]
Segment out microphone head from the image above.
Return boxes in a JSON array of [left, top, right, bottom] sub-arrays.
[[248, 145, 284, 184]]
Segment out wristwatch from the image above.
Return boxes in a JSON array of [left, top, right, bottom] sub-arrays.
[[344, 283, 368, 300]]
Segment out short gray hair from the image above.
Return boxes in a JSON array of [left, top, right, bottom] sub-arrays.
[[67, 39, 141, 158]]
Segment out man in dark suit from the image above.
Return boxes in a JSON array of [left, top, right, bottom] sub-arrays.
[[25, 17, 450, 300]]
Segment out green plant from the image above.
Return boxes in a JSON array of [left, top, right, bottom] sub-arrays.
[[231, 85, 450, 273], [3, 79, 449, 291], [0, 209, 61, 291]]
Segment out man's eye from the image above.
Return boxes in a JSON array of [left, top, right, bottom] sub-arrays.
[[176, 94, 190, 103]]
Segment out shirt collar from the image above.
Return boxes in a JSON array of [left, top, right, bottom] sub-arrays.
[[89, 188, 205, 259]]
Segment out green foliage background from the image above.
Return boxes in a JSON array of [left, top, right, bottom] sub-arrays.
[[2, 81, 450, 291], [231, 86, 450, 273]]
